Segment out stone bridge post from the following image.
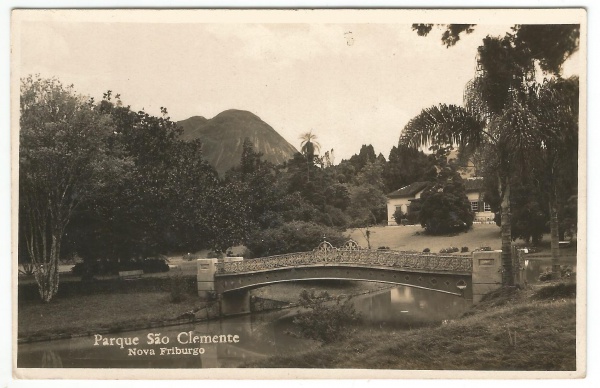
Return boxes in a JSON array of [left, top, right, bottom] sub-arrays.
[[198, 257, 251, 316], [197, 258, 218, 299], [472, 250, 502, 303]]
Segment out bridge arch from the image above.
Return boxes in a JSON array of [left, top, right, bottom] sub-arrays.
[[197, 245, 507, 316], [215, 265, 471, 298]]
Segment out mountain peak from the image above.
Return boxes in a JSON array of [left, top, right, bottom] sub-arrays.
[[178, 110, 298, 175]]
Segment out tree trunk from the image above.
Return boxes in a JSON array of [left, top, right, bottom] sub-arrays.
[[550, 183, 561, 279], [500, 181, 514, 286], [31, 229, 62, 303]]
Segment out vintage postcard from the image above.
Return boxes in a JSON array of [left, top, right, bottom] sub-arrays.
[[11, 8, 587, 380]]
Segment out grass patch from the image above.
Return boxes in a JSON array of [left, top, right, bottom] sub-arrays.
[[247, 281, 577, 370], [533, 282, 576, 300], [18, 277, 205, 339], [349, 224, 503, 252]]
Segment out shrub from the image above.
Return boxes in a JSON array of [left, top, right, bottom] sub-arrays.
[[206, 251, 224, 259], [406, 211, 420, 225], [418, 167, 474, 235], [71, 260, 119, 277], [461, 246, 469, 253], [377, 246, 390, 250], [392, 208, 405, 225], [539, 266, 574, 282], [246, 221, 347, 257], [439, 247, 460, 254], [423, 248, 430, 253], [71, 257, 169, 277], [292, 290, 361, 343], [142, 258, 170, 273]]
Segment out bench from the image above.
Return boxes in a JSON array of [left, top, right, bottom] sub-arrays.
[[118, 270, 144, 280]]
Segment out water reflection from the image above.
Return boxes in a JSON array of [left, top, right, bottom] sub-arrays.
[[522, 258, 577, 284], [353, 286, 470, 326]]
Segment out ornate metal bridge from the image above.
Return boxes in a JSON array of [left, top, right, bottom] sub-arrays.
[[216, 241, 472, 275], [195, 241, 482, 315]]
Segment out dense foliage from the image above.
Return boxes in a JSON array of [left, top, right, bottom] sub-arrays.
[[245, 221, 347, 258], [292, 290, 361, 343], [418, 157, 474, 235], [19, 77, 126, 301]]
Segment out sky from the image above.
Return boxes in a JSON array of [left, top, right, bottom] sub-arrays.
[[16, 11, 580, 162]]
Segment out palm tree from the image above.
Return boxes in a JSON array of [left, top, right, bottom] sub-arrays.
[[400, 36, 543, 286], [403, 27, 580, 285], [530, 77, 579, 278], [400, 101, 539, 285], [299, 130, 321, 181]]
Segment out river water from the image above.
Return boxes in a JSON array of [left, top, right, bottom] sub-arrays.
[[17, 257, 574, 368]]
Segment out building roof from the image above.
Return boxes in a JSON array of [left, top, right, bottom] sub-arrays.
[[463, 177, 485, 192], [387, 178, 485, 199], [386, 181, 431, 198]]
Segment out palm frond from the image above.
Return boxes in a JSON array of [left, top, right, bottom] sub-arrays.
[[399, 104, 486, 149], [300, 130, 321, 154], [492, 99, 541, 168]]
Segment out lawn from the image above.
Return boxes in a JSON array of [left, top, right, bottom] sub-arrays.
[[18, 291, 207, 340], [349, 223, 503, 252], [348, 223, 577, 259]]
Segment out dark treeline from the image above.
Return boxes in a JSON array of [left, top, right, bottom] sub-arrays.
[[19, 76, 440, 295]]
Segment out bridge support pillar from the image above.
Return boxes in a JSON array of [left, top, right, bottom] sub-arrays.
[[213, 257, 251, 316], [220, 289, 251, 316], [197, 258, 218, 299], [472, 250, 502, 304]]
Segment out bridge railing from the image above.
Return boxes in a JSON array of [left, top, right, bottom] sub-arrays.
[[216, 249, 472, 274]]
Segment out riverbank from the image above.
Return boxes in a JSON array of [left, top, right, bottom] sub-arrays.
[[248, 280, 577, 370], [17, 278, 391, 342]]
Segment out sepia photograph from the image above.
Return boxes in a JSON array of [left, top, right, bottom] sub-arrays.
[[10, 8, 586, 379]]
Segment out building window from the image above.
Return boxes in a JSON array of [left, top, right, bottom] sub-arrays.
[[470, 201, 479, 212], [483, 202, 491, 212]]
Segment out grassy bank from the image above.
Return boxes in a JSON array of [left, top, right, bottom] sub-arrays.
[[249, 281, 577, 371], [18, 277, 390, 340], [17, 274, 210, 341]]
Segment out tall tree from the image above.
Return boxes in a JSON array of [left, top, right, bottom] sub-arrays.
[[412, 23, 579, 75], [405, 25, 580, 285], [383, 145, 436, 192], [299, 130, 321, 180], [530, 77, 579, 277], [19, 76, 124, 301], [348, 144, 376, 172], [401, 36, 540, 285]]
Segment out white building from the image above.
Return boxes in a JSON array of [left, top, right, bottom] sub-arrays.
[[386, 178, 494, 226]]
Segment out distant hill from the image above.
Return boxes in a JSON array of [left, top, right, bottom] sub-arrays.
[[178, 110, 298, 175]]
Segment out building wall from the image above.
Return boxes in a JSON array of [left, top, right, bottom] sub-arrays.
[[386, 189, 426, 225], [387, 197, 411, 225], [466, 191, 495, 223], [387, 189, 494, 226]]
